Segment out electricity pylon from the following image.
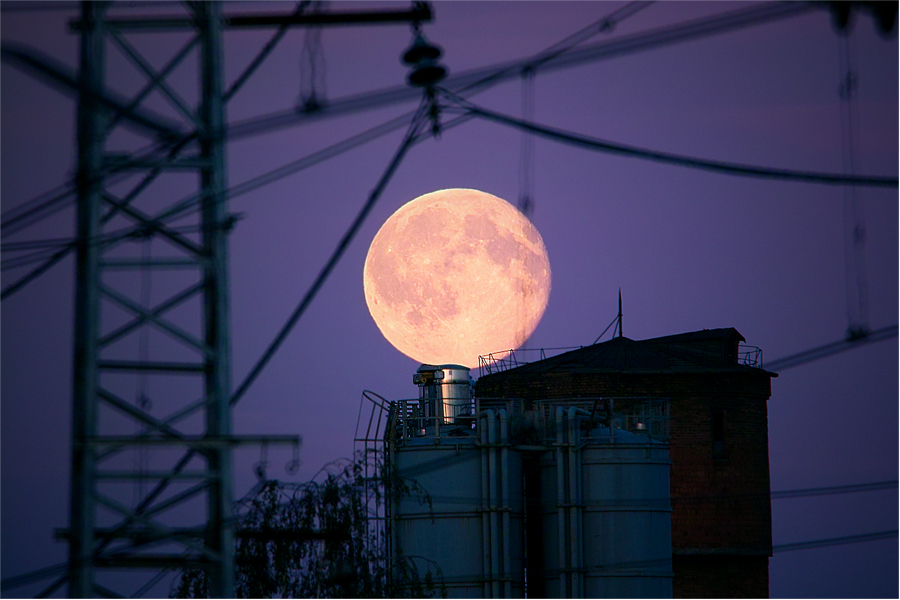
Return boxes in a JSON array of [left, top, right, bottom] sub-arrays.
[[69, 2, 246, 596], [65, 1, 428, 597]]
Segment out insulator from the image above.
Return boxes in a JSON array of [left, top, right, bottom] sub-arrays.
[[871, 1, 898, 34], [408, 63, 447, 87], [830, 1, 854, 33], [402, 33, 442, 65]]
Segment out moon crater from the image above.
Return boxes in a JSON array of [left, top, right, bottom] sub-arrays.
[[364, 188, 551, 368]]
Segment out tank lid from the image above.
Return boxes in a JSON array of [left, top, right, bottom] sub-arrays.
[[414, 364, 470, 385], [587, 427, 644, 444]]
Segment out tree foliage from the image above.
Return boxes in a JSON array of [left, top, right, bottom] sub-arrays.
[[171, 453, 444, 598]]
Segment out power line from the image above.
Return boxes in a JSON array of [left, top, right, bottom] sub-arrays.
[[1, 42, 187, 139], [224, 1, 312, 103], [225, 2, 818, 140], [2, 0, 647, 253], [0, 2, 862, 299], [0, 110, 417, 301], [228, 100, 431, 407], [1, 237, 76, 251], [0, 1, 178, 12], [0, 2, 838, 235], [773, 530, 897, 553], [771, 479, 898, 499], [29, 106, 441, 596], [440, 90, 898, 188], [765, 324, 898, 371], [0, 181, 74, 232], [0, 136, 192, 238], [4, 511, 894, 593]]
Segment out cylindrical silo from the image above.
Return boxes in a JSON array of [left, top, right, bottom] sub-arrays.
[[413, 364, 474, 425], [390, 405, 525, 598], [539, 408, 672, 598], [392, 434, 484, 598]]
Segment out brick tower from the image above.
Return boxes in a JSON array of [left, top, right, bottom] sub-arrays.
[[475, 328, 776, 598]]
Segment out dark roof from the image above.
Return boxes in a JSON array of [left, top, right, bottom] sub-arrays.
[[480, 328, 773, 377]]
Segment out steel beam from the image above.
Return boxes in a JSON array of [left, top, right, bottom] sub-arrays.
[[197, 3, 234, 597], [71, 5, 432, 31], [69, 3, 106, 596], [0, 42, 185, 139]]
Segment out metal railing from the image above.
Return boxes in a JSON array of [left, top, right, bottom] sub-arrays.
[[478, 346, 585, 377], [384, 395, 670, 445], [479, 343, 765, 375], [738, 344, 763, 367]]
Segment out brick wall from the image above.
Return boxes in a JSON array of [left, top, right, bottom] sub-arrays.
[[476, 367, 773, 597], [673, 555, 769, 598]]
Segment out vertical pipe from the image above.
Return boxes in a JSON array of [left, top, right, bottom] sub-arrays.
[[576, 416, 584, 599], [499, 409, 511, 598], [481, 410, 491, 598], [568, 407, 582, 598], [197, 3, 234, 597], [435, 385, 442, 442], [402, 400, 408, 441], [488, 410, 500, 598], [386, 412, 396, 590], [70, 3, 106, 596], [609, 398, 615, 443], [555, 406, 567, 597]]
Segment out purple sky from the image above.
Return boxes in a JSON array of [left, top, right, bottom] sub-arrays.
[[2, 2, 897, 597]]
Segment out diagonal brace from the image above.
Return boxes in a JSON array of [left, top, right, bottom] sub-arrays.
[[100, 192, 204, 256], [99, 281, 204, 348], [98, 283, 210, 356], [108, 30, 198, 127], [96, 387, 190, 442], [94, 492, 218, 561]]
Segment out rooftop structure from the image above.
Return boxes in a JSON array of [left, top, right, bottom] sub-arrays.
[[476, 328, 776, 598]]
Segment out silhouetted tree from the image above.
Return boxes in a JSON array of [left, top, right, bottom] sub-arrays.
[[171, 453, 443, 598]]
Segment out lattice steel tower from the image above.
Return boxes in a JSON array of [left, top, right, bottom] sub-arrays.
[[64, 2, 429, 596], [69, 1, 237, 596], [67, 1, 283, 595]]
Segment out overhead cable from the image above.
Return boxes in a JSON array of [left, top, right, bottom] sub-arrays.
[[0, 1, 825, 232], [463, 0, 655, 96], [1, 136, 191, 237], [441, 90, 898, 188], [1, 181, 74, 233], [1, 42, 186, 140], [0, 245, 73, 300], [0, 1, 834, 298], [95, 112, 474, 252], [1, 247, 69, 271], [67, 107, 470, 573], [225, 2, 817, 140], [771, 479, 898, 499], [773, 529, 897, 553], [112, 111, 421, 239], [224, 1, 311, 102], [1, 184, 77, 237], [765, 324, 898, 371], [229, 99, 431, 407], [4, 517, 894, 593], [0, 110, 417, 301]]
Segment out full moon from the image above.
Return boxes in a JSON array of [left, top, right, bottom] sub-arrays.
[[363, 188, 551, 368]]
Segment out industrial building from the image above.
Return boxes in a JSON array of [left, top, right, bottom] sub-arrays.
[[385, 327, 775, 598]]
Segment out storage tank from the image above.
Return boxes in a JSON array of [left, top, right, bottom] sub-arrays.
[[391, 434, 485, 598], [538, 407, 672, 598], [413, 364, 474, 424], [390, 375, 525, 598]]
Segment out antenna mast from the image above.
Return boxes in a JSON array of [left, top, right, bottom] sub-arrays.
[[617, 288, 623, 338]]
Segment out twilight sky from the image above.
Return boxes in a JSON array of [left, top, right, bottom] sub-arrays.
[[1, 2, 897, 597]]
